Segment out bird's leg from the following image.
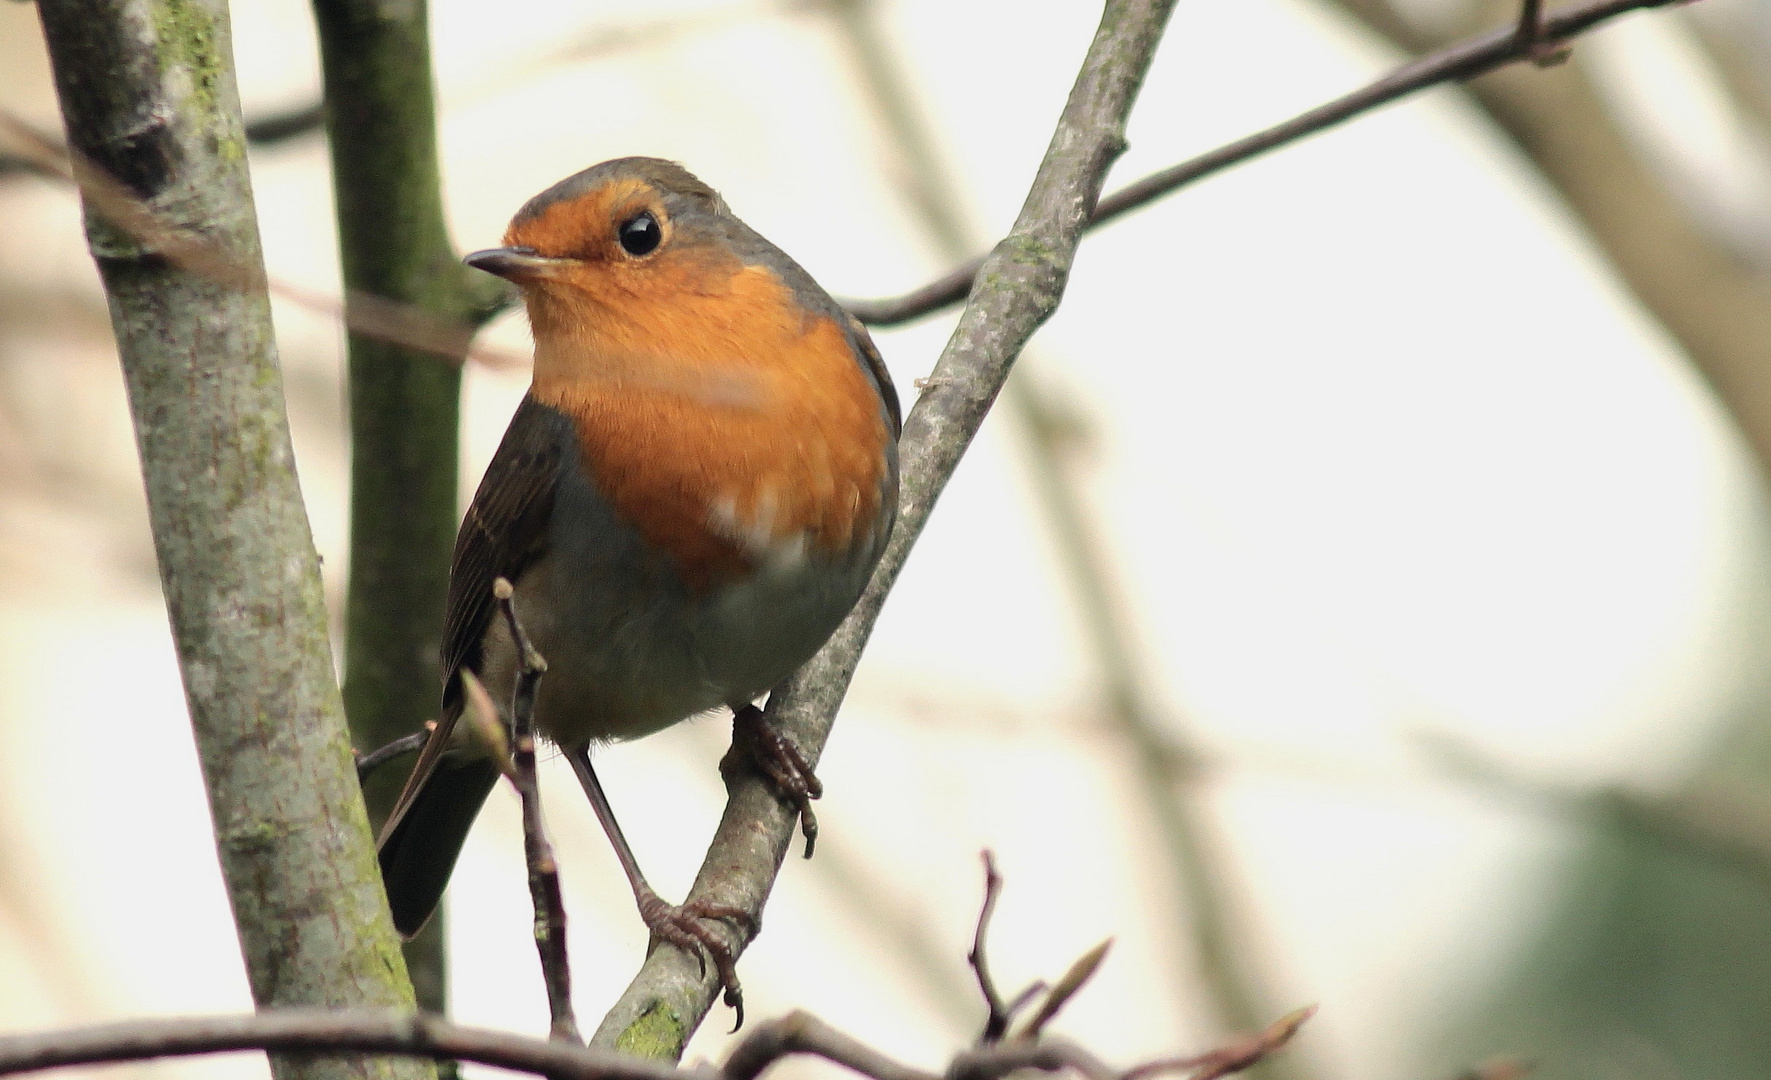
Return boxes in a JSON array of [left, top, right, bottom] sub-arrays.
[[564, 745, 754, 1021], [727, 703, 823, 858]]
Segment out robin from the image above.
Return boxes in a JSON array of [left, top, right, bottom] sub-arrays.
[[376, 157, 901, 1007]]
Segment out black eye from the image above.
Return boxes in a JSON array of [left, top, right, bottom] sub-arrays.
[[618, 211, 662, 257]]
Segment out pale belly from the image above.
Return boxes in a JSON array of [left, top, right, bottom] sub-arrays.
[[473, 454, 881, 745]]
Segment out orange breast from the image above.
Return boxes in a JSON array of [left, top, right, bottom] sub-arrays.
[[529, 263, 891, 593]]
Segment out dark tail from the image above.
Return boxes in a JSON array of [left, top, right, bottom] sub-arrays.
[[377, 753, 501, 938]]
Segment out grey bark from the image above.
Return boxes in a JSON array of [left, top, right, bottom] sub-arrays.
[[31, 4, 429, 1080], [591, 0, 1181, 1056]]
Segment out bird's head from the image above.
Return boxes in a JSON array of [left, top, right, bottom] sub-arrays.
[[466, 158, 829, 404]]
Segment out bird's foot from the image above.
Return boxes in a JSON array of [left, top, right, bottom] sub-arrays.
[[729, 703, 823, 857], [638, 891, 755, 1027]]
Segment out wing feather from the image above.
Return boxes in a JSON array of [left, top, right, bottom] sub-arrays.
[[377, 394, 563, 848]]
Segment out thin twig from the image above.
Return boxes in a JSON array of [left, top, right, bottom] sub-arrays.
[[490, 578, 578, 1043], [1017, 940, 1113, 1041], [591, 0, 1180, 1054], [947, 1038, 1117, 1080], [1002, 981, 1050, 1024], [1516, 0, 1546, 42], [843, 0, 1699, 327], [355, 729, 432, 782], [0, 1010, 703, 1080], [0, 1003, 1313, 1080], [1120, 1007, 1317, 1080], [1515, 0, 1572, 65], [0, 109, 524, 369], [968, 851, 1013, 1043], [722, 1011, 939, 1080]]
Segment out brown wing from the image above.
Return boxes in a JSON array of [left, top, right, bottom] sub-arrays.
[[377, 393, 563, 848], [438, 393, 566, 706]]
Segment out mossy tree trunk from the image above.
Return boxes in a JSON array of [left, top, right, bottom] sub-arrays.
[[32, 2, 432, 1079]]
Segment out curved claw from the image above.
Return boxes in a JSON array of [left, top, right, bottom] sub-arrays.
[[638, 894, 756, 1028], [732, 705, 823, 857]]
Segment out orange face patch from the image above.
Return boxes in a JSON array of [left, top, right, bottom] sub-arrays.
[[505, 178, 660, 262], [528, 262, 892, 593]]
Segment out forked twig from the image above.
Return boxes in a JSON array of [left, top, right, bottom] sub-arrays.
[[1017, 939, 1113, 1041], [485, 577, 578, 1043], [967, 853, 1112, 1043]]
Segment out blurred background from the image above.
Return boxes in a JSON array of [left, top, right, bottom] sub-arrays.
[[4, 0, 1771, 1077]]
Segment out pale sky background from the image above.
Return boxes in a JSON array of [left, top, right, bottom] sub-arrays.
[[0, 1, 1763, 1079]]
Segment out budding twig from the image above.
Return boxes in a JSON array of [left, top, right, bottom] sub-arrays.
[[1017, 939, 1113, 1041], [1121, 1007, 1318, 1080], [489, 577, 578, 1043]]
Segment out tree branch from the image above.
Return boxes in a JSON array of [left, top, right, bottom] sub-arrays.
[[589, 0, 1180, 1057], [29, 4, 424, 1080], [1321, 0, 1771, 479], [822, 4, 1304, 1067], [0, 1001, 1308, 1080], [488, 581, 580, 1042], [843, 0, 1699, 327], [310, 0, 515, 1016], [0, 1011, 698, 1080]]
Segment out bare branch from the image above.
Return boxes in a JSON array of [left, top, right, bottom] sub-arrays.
[[823, 3, 1297, 1059], [0, 1010, 703, 1080], [1515, 0, 1573, 64], [590, 0, 1180, 1056], [0, 109, 527, 370], [968, 851, 1013, 1042], [492, 579, 579, 1042], [0, 1002, 1311, 1080], [843, 0, 1699, 327], [723, 1011, 939, 1080], [1121, 1007, 1317, 1080], [356, 730, 433, 782], [947, 1039, 1117, 1080]]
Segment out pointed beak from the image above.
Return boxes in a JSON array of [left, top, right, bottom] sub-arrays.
[[463, 246, 566, 282]]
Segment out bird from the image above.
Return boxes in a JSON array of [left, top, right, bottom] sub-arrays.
[[374, 157, 901, 1008]]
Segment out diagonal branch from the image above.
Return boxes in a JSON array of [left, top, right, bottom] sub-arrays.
[[589, 0, 1181, 1057], [844, 0, 1700, 327], [822, 1, 1302, 1064]]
